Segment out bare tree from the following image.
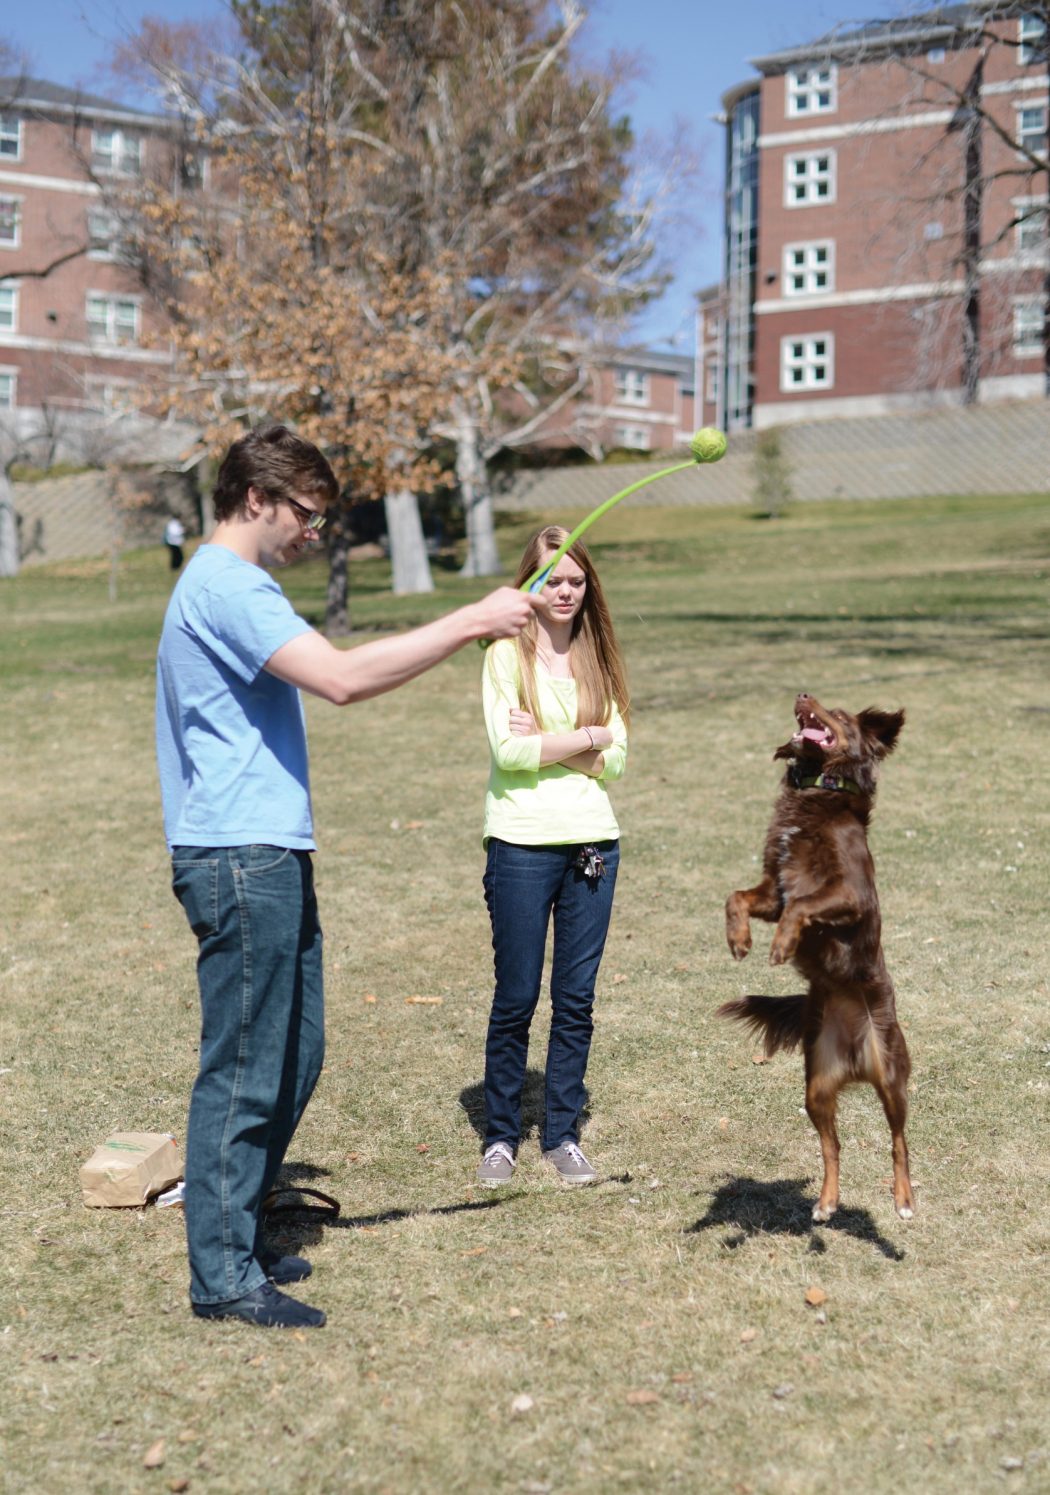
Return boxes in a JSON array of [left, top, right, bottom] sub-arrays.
[[334, 0, 675, 576]]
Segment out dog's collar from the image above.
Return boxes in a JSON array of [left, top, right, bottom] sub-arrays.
[[790, 767, 862, 794]]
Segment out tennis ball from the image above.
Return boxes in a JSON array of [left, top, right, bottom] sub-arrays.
[[690, 427, 727, 463]]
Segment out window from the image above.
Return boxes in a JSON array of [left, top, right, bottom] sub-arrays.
[[1015, 198, 1048, 255], [927, 47, 947, 63], [86, 293, 140, 344], [0, 112, 21, 160], [613, 424, 650, 451], [178, 148, 208, 191], [781, 334, 834, 391], [0, 197, 21, 248], [785, 151, 835, 206], [0, 370, 15, 409], [91, 127, 142, 175], [1019, 13, 1047, 65], [614, 368, 650, 405], [87, 209, 127, 261], [783, 241, 834, 295], [1013, 299, 1044, 356], [1018, 104, 1048, 158], [0, 285, 17, 331], [787, 66, 836, 117], [86, 378, 139, 414], [706, 364, 720, 403]]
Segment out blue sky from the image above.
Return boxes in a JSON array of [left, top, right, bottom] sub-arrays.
[[5, 0, 892, 349]]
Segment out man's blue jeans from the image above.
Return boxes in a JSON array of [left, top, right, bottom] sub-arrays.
[[482, 838, 619, 1154], [171, 845, 324, 1306]]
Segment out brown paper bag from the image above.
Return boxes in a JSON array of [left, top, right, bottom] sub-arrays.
[[80, 1132, 183, 1208]]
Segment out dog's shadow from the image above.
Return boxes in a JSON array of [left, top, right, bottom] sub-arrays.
[[687, 1174, 906, 1261]]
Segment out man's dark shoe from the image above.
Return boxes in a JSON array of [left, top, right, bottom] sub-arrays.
[[192, 1282, 326, 1328], [259, 1251, 312, 1285]]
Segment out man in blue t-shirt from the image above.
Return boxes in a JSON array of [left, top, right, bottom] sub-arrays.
[[157, 424, 536, 1329]]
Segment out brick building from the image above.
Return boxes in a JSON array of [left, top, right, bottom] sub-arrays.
[[703, 4, 1048, 430], [0, 78, 183, 449], [580, 350, 696, 453]]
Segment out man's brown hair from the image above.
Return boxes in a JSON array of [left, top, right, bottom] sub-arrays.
[[213, 424, 339, 521]]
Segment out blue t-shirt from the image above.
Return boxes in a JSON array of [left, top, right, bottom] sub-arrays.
[[155, 544, 315, 851]]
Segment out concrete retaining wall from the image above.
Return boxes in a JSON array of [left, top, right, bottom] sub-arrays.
[[495, 401, 1050, 512]]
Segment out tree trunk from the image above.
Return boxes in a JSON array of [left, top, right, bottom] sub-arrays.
[[108, 489, 122, 603], [324, 501, 352, 636], [0, 470, 19, 577], [455, 400, 502, 578], [960, 59, 983, 406], [384, 487, 434, 595]]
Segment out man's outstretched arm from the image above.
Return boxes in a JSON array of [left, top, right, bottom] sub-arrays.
[[265, 588, 538, 705]]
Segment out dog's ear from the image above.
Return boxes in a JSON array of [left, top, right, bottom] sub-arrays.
[[858, 707, 905, 756]]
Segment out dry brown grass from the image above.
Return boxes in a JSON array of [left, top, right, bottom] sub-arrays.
[[1, 491, 1048, 1493]]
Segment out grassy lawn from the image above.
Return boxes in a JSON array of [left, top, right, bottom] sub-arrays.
[[1, 490, 1048, 1493]]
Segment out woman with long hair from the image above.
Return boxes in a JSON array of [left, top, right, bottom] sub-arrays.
[[477, 526, 630, 1186]]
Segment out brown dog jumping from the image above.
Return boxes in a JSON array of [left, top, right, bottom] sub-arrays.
[[720, 693, 914, 1221]]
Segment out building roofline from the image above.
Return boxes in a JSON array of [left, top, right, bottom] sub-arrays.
[[720, 78, 761, 115], [749, 5, 997, 73], [0, 76, 166, 129]]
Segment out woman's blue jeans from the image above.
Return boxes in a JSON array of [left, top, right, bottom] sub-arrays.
[[482, 838, 619, 1154], [171, 845, 324, 1306]]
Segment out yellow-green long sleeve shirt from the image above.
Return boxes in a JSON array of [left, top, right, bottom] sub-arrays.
[[482, 639, 627, 847]]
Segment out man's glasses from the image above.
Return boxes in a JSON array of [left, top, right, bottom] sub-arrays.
[[284, 495, 326, 532]]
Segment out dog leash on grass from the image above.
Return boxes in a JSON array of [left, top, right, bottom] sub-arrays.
[[262, 1186, 341, 1220]]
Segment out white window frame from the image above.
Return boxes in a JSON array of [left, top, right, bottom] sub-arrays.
[[91, 127, 143, 176], [0, 283, 18, 332], [87, 208, 125, 261], [786, 65, 836, 118], [613, 423, 651, 451], [85, 377, 140, 415], [1012, 298, 1044, 357], [927, 47, 947, 64], [613, 368, 650, 406], [86, 292, 141, 345], [780, 333, 834, 392], [0, 367, 16, 409], [783, 240, 834, 296], [0, 195, 21, 249], [0, 112, 21, 161], [784, 150, 836, 207], [1017, 103, 1048, 159], [1019, 13, 1047, 65], [1014, 196, 1049, 256]]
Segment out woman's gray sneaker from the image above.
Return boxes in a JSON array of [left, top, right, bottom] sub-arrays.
[[543, 1142, 597, 1185], [477, 1141, 516, 1186]]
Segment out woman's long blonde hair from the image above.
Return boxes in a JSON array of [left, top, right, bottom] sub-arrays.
[[509, 526, 631, 730]]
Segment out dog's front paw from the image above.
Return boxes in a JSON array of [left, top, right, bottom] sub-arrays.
[[726, 927, 752, 961], [769, 918, 799, 965], [769, 937, 794, 966], [811, 1201, 838, 1223]]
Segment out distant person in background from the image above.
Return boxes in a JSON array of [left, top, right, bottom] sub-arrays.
[[164, 514, 186, 571]]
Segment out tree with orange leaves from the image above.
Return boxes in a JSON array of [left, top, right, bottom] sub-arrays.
[[107, 1, 676, 616]]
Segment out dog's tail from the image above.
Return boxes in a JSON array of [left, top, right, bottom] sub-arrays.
[[716, 994, 807, 1056]]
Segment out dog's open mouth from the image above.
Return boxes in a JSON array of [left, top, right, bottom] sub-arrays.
[[792, 709, 837, 750]]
